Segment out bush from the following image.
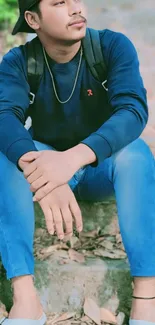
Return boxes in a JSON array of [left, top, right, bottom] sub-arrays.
[[0, 0, 18, 27]]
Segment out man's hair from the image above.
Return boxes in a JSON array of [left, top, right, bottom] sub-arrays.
[[30, 1, 42, 17]]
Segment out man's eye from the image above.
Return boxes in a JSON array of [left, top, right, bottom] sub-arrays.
[[54, 1, 65, 5]]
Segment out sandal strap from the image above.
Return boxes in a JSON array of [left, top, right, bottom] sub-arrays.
[[0, 313, 47, 324], [0, 318, 7, 324], [130, 320, 155, 325], [132, 296, 155, 300]]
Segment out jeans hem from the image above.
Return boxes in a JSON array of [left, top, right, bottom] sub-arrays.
[[7, 269, 34, 280]]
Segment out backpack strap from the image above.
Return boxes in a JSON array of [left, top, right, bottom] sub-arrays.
[[26, 37, 44, 105], [82, 28, 108, 91]]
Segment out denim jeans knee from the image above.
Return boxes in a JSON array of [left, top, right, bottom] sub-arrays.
[[112, 138, 154, 174]]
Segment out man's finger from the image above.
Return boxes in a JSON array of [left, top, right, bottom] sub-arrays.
[[21, 151, 40, 162], [33, 182, 56, 201], [61, 207, 73, 236], [39, 200, 54, 235], [52, 206, 64, 240], [24, 160, 37, 178], [27, 168, 43, 184], [70, 198, 83, 232], [30, 176, 47, 192]]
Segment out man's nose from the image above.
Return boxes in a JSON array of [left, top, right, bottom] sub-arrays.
[[68, 0, 82, 16]]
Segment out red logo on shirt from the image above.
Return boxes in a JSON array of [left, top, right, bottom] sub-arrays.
[[87, 89, 93, 96]]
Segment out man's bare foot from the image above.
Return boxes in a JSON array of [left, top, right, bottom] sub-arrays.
[[9, 297, 43, 320], [9, 275, 44, 320], [130, 299, 155, 322]]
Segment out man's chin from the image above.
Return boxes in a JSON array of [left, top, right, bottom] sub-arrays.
[[56, 27, 87, 45], [69, 27, 87, 42]]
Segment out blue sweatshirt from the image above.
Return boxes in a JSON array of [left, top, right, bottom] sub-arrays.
[[0, 29, 148, 167]]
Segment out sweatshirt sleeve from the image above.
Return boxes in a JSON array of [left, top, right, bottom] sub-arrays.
[[0, 47, 37, 167], [81, 30, 148, 164]]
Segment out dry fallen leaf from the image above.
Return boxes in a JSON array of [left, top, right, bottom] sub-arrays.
[[117, 242, 125, 252], [70, 236, 81, 249], [53, 250, 69, 260], [116, 312, 125, 325], [80, 239, 96, 250], [69, 249, 85, 263], [99, 240, 114, 251], [41, 243, 68, 254], [62, 234, 73, 243], [80, 228, 100, 239], [47, 313, 59, 325], [50, 312, 76, 324], [81, 315, 93, 323], [39, 246, 69, 261], [0, 302, 8, 319], [35, 228, 47, 238], [84, 298, 101, 325], [61, 320, 72, 325], [102, 219, 119, 236], [94, 248, 126, 259], [105, 236, 116, 243], [116, 234, 122, 244], [83, 251, 96, 258], [95, 237, 105, 244], [74, 312, 82, 320], [100, 307, 117, 324], [103, 295, 119, 315]]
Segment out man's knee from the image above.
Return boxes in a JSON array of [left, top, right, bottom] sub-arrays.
[[112, 138, 154, 171]]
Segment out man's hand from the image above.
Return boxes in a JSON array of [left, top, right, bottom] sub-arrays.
[[22, 150, 80, 201], [20, 144, 96, 202], [38, 184, 83, 240], [19, 153, 83, 239], [18, 151, 40, 171]]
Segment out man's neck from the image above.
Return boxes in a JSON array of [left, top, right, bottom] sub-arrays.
[[39, 36, 81, 63]]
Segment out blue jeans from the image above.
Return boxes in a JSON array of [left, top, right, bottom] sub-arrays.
[[0, 138, 155, 279]]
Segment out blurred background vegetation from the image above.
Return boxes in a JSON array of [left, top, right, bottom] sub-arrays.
[[0, 0, 26, 59], [0, 0, 17, 26]]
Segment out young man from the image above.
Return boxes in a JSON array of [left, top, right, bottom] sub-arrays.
[[0, 0, 155, 324]]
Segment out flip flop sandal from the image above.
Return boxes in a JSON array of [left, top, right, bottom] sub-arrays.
[[129, 295, 155, 325], [0, 312, 47, 324], [130, 321, 155, 325]]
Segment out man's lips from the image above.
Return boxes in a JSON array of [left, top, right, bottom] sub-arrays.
[[69, 19, 86, 26]]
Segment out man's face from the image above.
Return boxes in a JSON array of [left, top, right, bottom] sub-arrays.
[[37, 0, 87, 42]]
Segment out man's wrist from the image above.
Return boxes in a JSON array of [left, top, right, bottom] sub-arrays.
[[65, 143, 97, 170]]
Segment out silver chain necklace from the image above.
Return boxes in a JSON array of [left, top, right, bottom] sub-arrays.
[[43, 46, 83, 104]]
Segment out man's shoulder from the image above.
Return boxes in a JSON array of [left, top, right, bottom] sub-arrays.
[[98, 28, 134, 48], [1, 42, 29, 75], [97, 28, 137, 65]]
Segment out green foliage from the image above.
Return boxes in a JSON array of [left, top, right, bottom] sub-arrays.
[[0, 0, 18, 27]]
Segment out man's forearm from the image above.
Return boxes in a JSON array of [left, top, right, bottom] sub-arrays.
[[65, 143, 97, 170]]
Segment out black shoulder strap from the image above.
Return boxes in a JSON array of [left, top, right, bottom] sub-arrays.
[[82, 28, 107, 87], [26, 37, 44, 104]]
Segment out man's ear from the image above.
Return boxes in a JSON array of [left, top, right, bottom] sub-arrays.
[[24, 11, 40, 32]]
